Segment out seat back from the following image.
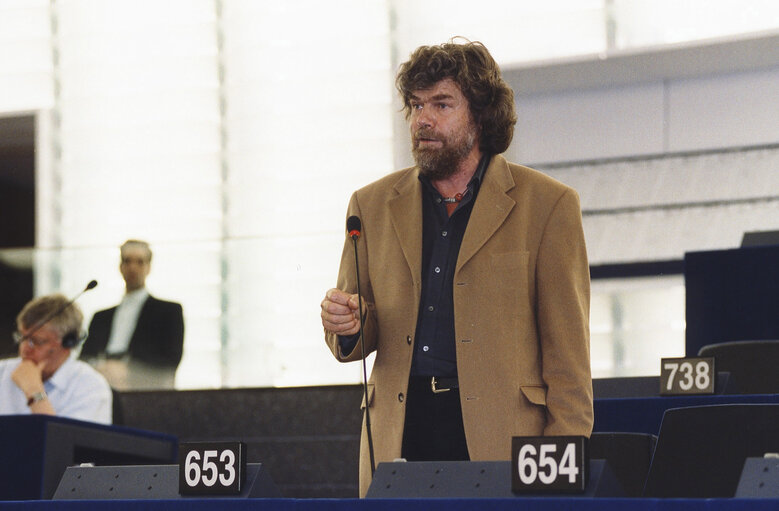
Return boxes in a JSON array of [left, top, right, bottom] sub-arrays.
[[590, 432, 656, 497], [643, 404, 779, 498], [698, 340, 779, 394]]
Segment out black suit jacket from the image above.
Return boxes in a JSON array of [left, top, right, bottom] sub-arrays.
[[81, 295, 184, 368]]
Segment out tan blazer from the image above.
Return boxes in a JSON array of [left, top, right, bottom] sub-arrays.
[[325, 154, 593, 496]]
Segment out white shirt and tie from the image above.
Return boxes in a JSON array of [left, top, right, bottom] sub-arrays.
[[83, 286, 183, 390], [93, 287, 174, 390], [105, 288, 149, 357]]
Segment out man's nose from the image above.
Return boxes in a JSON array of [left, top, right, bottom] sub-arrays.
[[416, 109, 433, 128]]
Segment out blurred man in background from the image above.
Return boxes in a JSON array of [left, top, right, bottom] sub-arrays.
[[80, 239, 184, 390]]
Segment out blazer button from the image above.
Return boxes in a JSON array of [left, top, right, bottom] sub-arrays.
[[398, 393, 404, 402], [406, 335, 412, 345]]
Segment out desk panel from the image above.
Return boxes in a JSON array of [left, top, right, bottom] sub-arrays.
[[0, 415, 176, 500]]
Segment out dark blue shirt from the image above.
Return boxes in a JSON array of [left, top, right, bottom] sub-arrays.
[[410, 155, 490, 377]]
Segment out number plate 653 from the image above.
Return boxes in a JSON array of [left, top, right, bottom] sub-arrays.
[[178, 442, 245, 495]]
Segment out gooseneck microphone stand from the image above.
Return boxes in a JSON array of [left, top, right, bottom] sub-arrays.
[[347, 215, 376, 476]]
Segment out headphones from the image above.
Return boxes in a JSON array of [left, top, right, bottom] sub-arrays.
[[61, 329, 87, 349], [24, 281, 97, 350]]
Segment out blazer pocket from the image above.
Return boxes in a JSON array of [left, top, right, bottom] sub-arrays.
[[360, 383, 375, 410], [520, 385, 547, 406]]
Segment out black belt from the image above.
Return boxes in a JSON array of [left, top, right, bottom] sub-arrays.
[[430, 376, 459, 393]]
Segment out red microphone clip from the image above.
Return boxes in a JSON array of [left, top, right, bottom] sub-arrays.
[[347, 216, 362, 240]]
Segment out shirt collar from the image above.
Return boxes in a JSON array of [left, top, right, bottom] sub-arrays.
[[471, 152, 491, 190], [122, 287, 150, 305], [45, 355, 76, 392]]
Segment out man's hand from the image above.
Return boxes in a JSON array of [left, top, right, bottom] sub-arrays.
[[321, 288, 363, 336], [12, 359, 46, 397]]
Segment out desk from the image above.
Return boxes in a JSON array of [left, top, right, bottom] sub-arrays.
[[0, 415, 177, 500]]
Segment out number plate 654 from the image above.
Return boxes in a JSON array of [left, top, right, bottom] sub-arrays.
[[511, 436, 588, 493]]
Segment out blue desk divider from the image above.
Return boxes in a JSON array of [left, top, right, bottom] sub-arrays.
[[0, 415, 177, 500]]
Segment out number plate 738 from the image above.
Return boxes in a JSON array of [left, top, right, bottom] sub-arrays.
[[660, 357, 715, 395]]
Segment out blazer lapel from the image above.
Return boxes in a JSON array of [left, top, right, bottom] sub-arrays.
[[388, 169, 423, 285], [457, 155, 516, 272]]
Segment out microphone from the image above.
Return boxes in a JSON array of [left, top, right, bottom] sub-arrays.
[[20, 280, 98, 341], [347, 215, 376, 476], [347, 215, 361, 240]]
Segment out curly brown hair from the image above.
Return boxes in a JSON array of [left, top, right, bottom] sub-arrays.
[[396, 39, 517, 155]]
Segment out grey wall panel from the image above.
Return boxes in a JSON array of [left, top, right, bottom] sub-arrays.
[[543, 147, 779, 211], [512, 82, 665, 164], [583, 200, 779, 264], [668, 67, 779, 152]]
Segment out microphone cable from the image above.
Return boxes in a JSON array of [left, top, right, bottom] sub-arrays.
[[347, 215, 376, 476]]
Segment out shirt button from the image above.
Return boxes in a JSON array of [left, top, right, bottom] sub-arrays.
[[398, 393, 404, 402], [427, 305, 434, 312], [434, 267, 441, 273], [442, 231, 448, 237], [422, 345, 429, 352], [406, 335, 412, 345]]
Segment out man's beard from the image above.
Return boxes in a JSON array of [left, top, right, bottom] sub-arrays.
[[412, 124, 477, 180]]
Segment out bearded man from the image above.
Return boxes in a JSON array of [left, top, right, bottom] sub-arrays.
[[321, 39, 593, 496]]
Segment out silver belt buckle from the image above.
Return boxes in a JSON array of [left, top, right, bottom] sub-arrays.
[[431, 376, 450, 394]]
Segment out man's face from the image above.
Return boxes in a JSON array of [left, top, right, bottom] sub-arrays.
[[17, 324, 69, 381], [120, 245, 151, 291], [409, 78, 479, 180]]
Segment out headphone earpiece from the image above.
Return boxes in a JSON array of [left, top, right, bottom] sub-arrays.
[[61, 330, 86, 349]]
